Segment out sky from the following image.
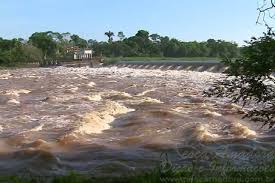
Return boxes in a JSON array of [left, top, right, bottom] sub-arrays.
[[0, 0, 269, 44]]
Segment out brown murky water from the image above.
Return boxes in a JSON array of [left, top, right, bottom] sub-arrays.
[[0, 67, 274, 176]]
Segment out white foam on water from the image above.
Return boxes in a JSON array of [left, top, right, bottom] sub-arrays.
[[173, 107, 191, 114], [225, 122, 257, 138], [193, 124, 220, 141], [0, 72, 12, 80], [177, 93, 187, 97], [82, 95, 102, 102], [4, 89, 31, 97], [19, 124, 45, 135], [49, 67, 221, 85], [103, 91, 133, 99], [74, 101, 135, 135], [29, 124, 44, 132], [141, 97, 163, 104], [76, 74, 88, 80], [203, 110, 222, 117], [7, 99, 20, 105], [135, 89, 156, 97], [179, 123, 220, 143], [128, 97, 163, 105], [65, 87, 79, 94], [87, 82, 96, 87]]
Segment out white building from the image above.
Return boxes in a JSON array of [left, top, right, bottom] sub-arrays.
[[74, 49, 93, 60]]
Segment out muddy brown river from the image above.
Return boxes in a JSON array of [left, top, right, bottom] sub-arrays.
[[0, 67, 274, 176]]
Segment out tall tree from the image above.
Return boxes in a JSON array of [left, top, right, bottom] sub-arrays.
[[70, 34, 87, 48], [88, 39, 97, 47], [105, 31, 114, 43], [29, 32, 57, 59], [135, 30, 150, 39]]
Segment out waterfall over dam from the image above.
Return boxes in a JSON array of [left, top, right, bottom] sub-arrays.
[[112, 60, 227, 73]]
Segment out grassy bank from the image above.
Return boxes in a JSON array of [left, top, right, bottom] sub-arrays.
[[2, 169, 275, 183], [2, 161, 275, 183]]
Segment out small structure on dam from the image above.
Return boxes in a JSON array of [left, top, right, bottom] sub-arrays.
[[39, 46, 101, 67], [73, 48, 93, 60], [65, 46, 93, 61]]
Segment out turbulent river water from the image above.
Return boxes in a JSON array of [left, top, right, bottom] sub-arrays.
[[0, 66, 274, 176]]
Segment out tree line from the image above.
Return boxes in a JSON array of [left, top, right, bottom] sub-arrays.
[[92, 30, 240, 58], [0, 30, 240, 66]]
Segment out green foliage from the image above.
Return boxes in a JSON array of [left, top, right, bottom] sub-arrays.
[[21, 44, 43, 63], [92, 30, 240, 58], [150, 33, 161, 43], [0, 38, 43, 66], [105, 31, 115, 43], [70, 34, 87, 48], [117, 31, 125, 41], [205, 30, 275, 128], [29, 32, 57, 59], [225, 31, 275, 76]]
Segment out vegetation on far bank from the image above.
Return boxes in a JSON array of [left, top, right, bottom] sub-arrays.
[[0, 30, 239, 67], [93, 30, 239, 59]]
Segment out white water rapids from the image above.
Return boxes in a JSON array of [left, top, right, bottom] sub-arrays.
[[0, 66, 274, 176]]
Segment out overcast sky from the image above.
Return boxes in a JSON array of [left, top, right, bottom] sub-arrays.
[[0, 0, 268, 44]]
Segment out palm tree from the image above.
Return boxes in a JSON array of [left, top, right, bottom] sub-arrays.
[[105, 31, 114, 43]]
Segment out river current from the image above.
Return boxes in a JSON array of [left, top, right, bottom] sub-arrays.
[[0, 66, 274, 176]]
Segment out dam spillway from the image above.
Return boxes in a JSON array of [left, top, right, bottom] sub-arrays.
[[112, 60, 227, 73]]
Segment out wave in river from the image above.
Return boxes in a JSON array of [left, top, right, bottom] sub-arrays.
[[73, 101, 134, 135]]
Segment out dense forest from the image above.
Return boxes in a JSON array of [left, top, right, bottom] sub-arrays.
[[0, 30, 240, 66]]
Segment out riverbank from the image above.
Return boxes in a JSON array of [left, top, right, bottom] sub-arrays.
[[2, 162, 275, 183], [0, 62, 40, 69]]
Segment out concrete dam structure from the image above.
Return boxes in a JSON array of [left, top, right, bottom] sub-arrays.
[[35, 59, 226, 73], [112, 60, 227, 73]]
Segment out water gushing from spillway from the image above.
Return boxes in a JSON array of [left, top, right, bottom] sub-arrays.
[[0, 67, 274, 176]]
